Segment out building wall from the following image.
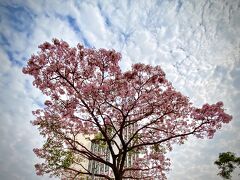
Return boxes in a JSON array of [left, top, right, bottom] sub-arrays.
[[68, 123, 138, 179]]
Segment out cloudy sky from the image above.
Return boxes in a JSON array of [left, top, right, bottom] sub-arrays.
[[0, 0, 239, 179]]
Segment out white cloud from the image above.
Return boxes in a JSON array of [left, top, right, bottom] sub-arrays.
[[0, 60, 53, 179], [0, 49, 11, 74]]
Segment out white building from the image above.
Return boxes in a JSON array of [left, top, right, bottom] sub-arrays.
[[67, 123, 138, 179]]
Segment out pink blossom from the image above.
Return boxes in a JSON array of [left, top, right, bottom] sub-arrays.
[[23, 39, 233, 180]]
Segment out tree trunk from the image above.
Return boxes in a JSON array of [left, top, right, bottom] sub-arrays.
[[114, 170, 123, 180]]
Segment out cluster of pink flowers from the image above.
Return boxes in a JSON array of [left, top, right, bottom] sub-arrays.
[[23, 39, 232, 179]]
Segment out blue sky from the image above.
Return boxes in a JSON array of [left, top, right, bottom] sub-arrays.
[[0, 0, 239, 179]]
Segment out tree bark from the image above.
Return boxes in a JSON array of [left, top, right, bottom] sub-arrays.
[[113, 169, 123, 180]]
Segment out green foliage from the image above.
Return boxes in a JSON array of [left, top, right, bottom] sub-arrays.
[[94, 132, 103, 140], [128, 149, 137, 156], [214, 152, 240, 179], [48, 148, 73, 168], [150, 144, 166, 153], [62, 151, 74, 168], [43, 139, 73, 169], [93, 132, 107, 148], [153, 144, 160, 152]]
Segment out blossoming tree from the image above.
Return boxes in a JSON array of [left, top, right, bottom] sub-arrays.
[[23, 39, 232, 180]]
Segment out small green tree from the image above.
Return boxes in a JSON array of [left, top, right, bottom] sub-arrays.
[[214, 152, 240, 179]]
